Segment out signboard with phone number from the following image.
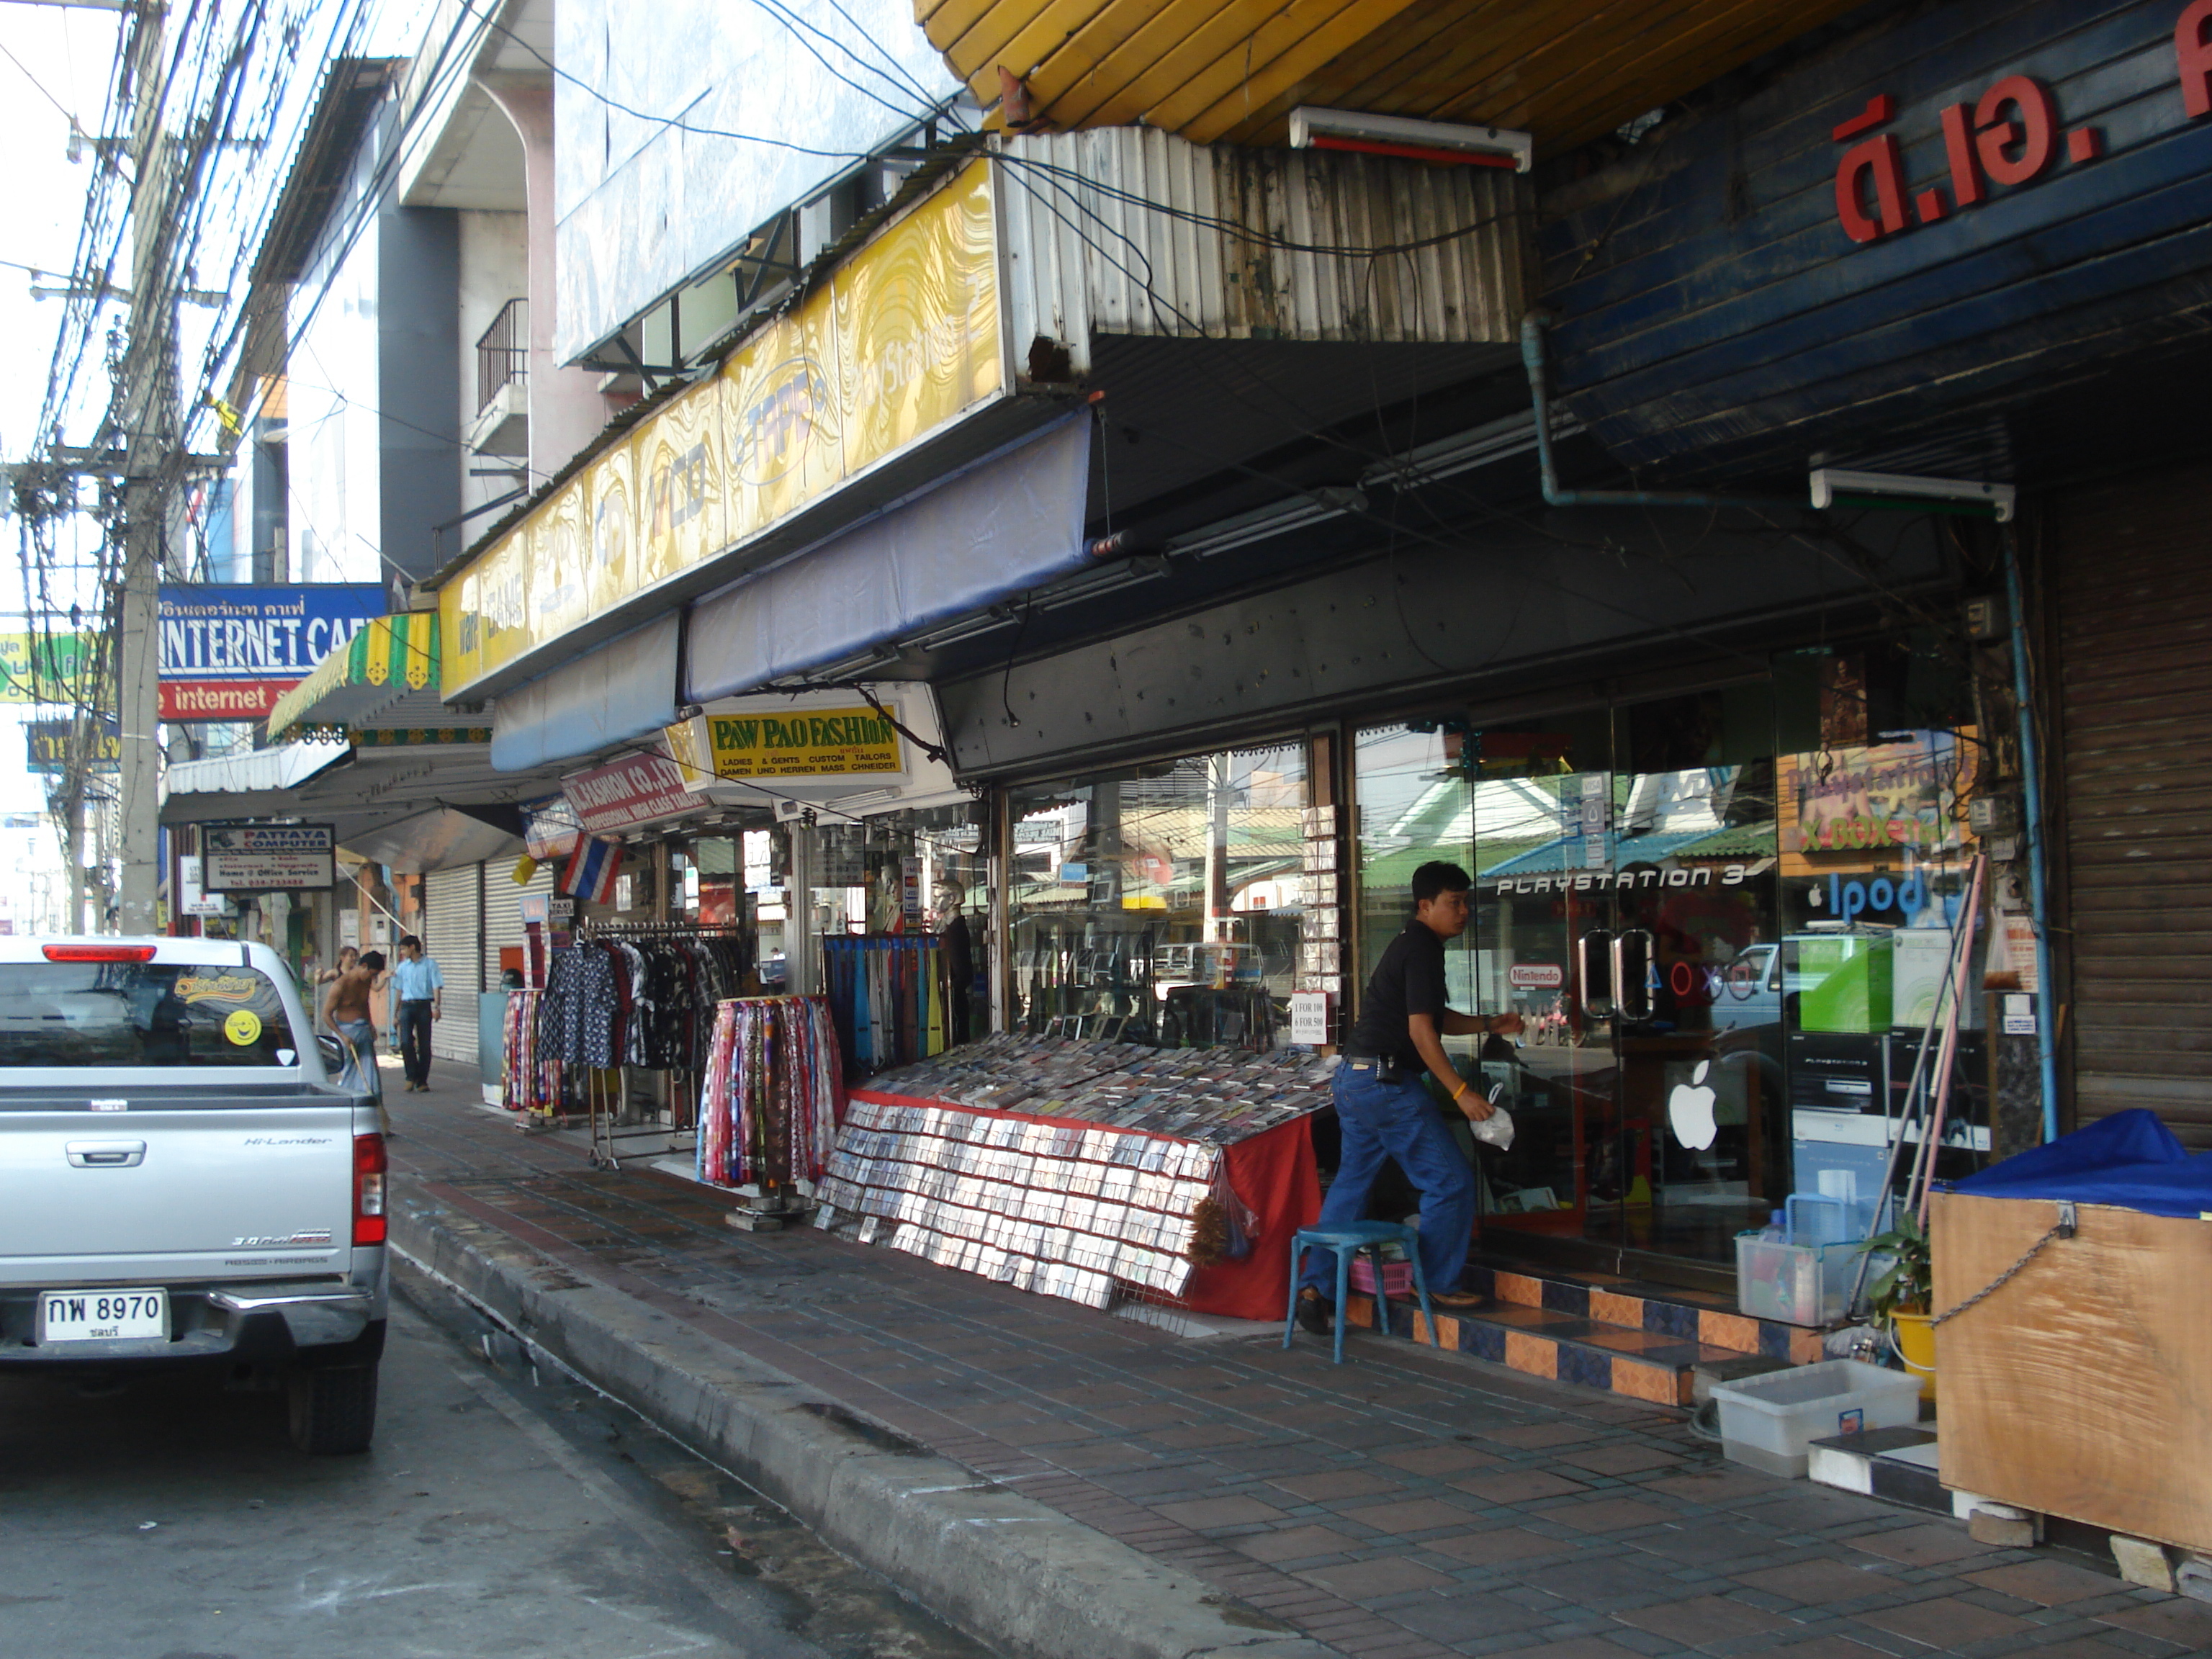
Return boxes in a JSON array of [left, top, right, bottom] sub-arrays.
[[201, 823, 336, 892]]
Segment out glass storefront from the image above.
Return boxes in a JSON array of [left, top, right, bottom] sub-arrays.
[[1007, 742, 1309, 1048], [1353, 645, 1984, 1275]]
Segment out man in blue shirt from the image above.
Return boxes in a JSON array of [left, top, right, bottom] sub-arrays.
[[390, 934, 445, 1094]]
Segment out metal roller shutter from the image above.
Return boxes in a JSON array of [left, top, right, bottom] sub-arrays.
[[421, 865, 483, 1066], [485, 860, 556, 992], [2053, 469, 2212, 1148]]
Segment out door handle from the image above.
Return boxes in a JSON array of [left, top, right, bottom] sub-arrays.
[[1615, 930, 1656, 1021], [1578, 929, 1614, 1016], [66, 1140, 146, 1168]]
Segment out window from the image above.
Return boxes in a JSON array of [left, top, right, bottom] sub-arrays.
[[1007, 743, 1308, 1048], [0, 961, 301, 1068]]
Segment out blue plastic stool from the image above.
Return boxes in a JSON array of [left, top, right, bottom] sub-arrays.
[[1284, 1221, 1439, 1364]]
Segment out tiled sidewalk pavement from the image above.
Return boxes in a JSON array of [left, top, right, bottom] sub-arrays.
[[384, 1070, 2212, 1659]]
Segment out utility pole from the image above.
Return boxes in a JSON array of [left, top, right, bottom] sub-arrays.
[[114, 7, 170, 936]]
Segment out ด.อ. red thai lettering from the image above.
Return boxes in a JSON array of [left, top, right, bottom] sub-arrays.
[[1835, 0, 2212, 245]]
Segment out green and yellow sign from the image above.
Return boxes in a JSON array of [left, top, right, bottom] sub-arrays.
[[0, 632, 96, 704], [698, 706, 902, 778]]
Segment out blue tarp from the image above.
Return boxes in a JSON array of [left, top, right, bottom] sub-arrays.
[[1938, 1108, 2212, 1218]]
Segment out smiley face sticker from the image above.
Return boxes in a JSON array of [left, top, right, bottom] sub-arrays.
[[223, 1008, 264, 1046]]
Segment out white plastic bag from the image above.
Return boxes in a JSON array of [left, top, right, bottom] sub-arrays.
[[1471, 1105, 1515, 1151]]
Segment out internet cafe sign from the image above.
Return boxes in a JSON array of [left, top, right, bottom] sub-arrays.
[[158, 585, 385, 721]]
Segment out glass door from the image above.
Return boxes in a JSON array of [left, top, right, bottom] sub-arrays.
[[1357, 691, 1790, 1272]]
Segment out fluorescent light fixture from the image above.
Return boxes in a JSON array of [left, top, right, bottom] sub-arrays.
[[1809, 468, 2017, 522], [1289, 107, 1533, 174]]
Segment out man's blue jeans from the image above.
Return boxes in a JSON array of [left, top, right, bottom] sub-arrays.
[[1299, 1063, 1475, 1298]]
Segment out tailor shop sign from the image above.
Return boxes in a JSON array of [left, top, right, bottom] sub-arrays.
[[1833, 0, 2212, 244], [561, 753, 698, 837], [158, 585, 385, 721], [692, 708, 902, 780], [441, 159, 1004, 697]]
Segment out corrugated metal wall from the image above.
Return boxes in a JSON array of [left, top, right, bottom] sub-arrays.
[[485, 862, 557, 992], [421, 864, 482, 1067], [997, 129, 1527, 362], [2053, 468, 2212, 1148]]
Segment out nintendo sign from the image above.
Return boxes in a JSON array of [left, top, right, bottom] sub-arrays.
[[1507, 963, 1565, 989]]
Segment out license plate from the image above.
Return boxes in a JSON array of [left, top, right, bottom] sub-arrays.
[[37, 1287, 168, 1343]]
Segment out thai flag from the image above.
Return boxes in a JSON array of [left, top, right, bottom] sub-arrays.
[[562, 836, 622, 905]]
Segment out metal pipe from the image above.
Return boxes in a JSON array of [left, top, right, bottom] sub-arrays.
[[2002, 528, 2062, 1143], [1520, 315, 1805, 513]]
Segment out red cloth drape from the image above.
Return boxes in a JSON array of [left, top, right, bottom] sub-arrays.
[[842, 1089, 1321, 1321]]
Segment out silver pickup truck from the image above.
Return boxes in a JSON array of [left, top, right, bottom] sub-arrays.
[[0, 936, 387, 1453]]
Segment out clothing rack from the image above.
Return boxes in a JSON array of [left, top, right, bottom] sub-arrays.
[[527, 922, 750, 1171], [696, 994, 843, 1226]]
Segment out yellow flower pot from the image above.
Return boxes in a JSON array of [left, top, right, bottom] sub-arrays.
[[1890, 1309, 1937, 1403]]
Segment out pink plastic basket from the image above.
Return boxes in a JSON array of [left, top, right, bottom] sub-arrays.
[[1349, 1259, 1413, 1297]]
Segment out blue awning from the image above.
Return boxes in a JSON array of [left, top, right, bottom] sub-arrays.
[[683, 413, 1092, 704], [490, 613, 679, 773]]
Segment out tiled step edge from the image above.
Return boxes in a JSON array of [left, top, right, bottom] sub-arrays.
[[1344, 1293, 1696, 1406], [1465, 1264, 1827, 1366]]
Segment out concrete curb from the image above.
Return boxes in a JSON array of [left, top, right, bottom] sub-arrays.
[[390, 1194, 1339, 1659]]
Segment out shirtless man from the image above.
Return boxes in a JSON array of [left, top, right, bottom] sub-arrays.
[[321, 949, 387, 1120]]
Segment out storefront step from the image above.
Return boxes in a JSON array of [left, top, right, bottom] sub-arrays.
[[1462, 1260, 1829, 1366], [1340, 1291, 1743, 1406]]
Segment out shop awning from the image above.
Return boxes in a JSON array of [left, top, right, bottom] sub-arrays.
[[264, 611, 448, 740], [683, 413, 1092, 704], [490, 612, 680, 773], [163, 740, 351, 809]]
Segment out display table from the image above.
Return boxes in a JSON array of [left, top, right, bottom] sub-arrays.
[[816, 1035, 1330, 1319]]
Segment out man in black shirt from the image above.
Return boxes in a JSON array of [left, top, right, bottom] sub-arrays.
[[1298, 860, 1521, 1329]]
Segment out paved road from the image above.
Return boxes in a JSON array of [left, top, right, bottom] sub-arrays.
[[0, 1283, 995, 1659]]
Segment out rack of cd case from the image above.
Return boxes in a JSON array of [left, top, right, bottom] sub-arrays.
[[813, 1033, 1339, 1311]]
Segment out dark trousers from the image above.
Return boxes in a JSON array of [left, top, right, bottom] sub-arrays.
[[398, 999, 434, 1086], [1299, 1064, 1477, 1297]]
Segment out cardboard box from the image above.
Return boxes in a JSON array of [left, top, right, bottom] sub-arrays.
[[1932, 1191, 2212, 1555]]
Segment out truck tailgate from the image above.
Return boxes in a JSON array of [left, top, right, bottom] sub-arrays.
[[0, 1101, 357, 1285]]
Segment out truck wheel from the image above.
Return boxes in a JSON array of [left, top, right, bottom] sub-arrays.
[[289, 1363, 379, 1455]]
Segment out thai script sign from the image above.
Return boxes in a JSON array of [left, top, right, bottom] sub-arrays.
[[442, 161, 1004, 696], [201, 822, 336, 891], [1835, 0, 2212, 243], [158, 585, 385, 721], [0, 632, 95, 704], [26, 718, 119, 775]]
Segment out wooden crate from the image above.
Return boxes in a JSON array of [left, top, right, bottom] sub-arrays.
[[1932, 1191, 2212, 1553]]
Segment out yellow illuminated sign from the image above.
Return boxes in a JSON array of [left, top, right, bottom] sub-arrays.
[[698, 706, 903, 778], [442, 161, 1002, 694]]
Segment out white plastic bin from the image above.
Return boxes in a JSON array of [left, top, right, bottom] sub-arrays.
[[1709, 1359, 1923, 1478], [1735, 1232, 1858, 1325]]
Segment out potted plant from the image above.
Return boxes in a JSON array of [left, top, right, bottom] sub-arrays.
[[1860, 1210, 1936, 1401]]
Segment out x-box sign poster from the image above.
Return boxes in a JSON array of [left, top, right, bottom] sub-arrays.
[[157, 585, 386, 721], [201, 824, 336, 892]]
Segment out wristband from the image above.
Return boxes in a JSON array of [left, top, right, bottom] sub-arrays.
[[1450, 1082, 1468, 1102]]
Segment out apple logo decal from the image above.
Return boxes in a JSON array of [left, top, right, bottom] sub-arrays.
[[1669, 1061, 1718, 1150]]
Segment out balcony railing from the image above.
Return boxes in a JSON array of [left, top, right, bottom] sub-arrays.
[[475, 297, 528, 415]]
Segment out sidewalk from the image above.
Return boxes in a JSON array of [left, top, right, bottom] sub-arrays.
[[381, 1063, 2212, 1659]]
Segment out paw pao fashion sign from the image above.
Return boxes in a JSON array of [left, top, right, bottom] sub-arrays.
[[688, 706, 902, 779], [663, 686, 956, 808]]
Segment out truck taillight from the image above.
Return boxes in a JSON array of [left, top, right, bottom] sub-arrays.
[[354, 1133, 387, 1246]]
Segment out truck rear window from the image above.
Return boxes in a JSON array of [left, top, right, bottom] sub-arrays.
[[0, 962, 300, 1067]]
